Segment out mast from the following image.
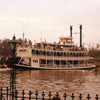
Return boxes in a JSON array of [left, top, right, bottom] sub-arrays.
[[70, 26, 73, 37], [80, 25, 82, 48]]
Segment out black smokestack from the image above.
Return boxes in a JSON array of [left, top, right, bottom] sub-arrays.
[[70, 26, 73, 37], [80, 25, 82, 48]]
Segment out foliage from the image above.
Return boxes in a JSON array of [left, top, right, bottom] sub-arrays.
[[0, 58, 7, 64], [88, 43, 100, 58], [0, 39, 12, 58]]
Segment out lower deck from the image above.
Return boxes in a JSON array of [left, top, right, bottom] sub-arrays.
[[17, 57, 95, 70], [15, 63, 96, 70], [39, 59, 89, 68]]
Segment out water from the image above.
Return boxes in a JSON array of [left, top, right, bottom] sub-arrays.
[[0, 69, 100, 99]]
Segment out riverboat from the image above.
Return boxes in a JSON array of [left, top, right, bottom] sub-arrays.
[[15, 25, 96, 70]]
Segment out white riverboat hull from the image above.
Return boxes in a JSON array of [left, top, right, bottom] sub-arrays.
[[15, 64, 96, 70]]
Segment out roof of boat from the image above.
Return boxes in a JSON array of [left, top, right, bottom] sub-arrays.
[[35, 42, 76, 46], [34, 35, 75, 46], [59, 36, 73, 40]]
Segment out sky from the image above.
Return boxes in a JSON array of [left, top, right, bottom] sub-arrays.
[[0, 0, 100, 48]]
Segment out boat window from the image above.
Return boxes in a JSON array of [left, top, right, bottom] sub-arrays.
[[40, 59, 46, 64], [57, 52, 60, 56], [54, 52, 56, 56], [55, 60, 60, 64], [47, 60, 53, 64], [47, 51, 50, 56], [70, 53, 72, 56], [33, 60, 38, 63], [64, 52, 66, 56], [36, 50, 39, 54], [67, 53, 69, 56], [38, 51, 40, 55], [43, 51, 46, 55], [19, 50, 27, 52], [40, 51, 42, 55], [61, 52, 63, 56], [50, 52, 53, 56], [32, 49, 35, 54], [61, 60, 66, 65]]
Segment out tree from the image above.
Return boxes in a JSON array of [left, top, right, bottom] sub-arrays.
[[1, 39, 12, 59], [88, 43, 100, 59]]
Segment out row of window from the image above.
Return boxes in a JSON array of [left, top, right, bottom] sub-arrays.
[[40, 59, 88, 65], [19, 50, 27, 52], [32, 50, 88, 57]]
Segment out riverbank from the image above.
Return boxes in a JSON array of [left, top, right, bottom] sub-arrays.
[[90, 63, 100, 74], [0, 65, 3, 68], [0, 64, 7, 68]]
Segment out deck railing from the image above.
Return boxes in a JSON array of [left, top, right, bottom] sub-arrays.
[[0, 87, 99, 100], [39, 64, 92, 68], [33, 45, 87, 52]]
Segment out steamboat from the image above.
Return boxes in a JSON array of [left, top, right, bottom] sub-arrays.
[[14, 25, 95, 70]]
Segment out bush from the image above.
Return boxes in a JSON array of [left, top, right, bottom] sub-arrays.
[[0, 58, 6, 64]]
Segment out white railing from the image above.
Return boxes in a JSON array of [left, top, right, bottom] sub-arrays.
[[39, 63, 94, 68], [32, 46, 88, 52]]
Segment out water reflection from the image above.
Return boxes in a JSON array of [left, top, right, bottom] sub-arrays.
[[0, 70, 10, 88], [0, 69, 100, 99]]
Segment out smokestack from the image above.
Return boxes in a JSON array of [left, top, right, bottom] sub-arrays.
[[80, 25, 82, 48], [70, 26, 73, 37]]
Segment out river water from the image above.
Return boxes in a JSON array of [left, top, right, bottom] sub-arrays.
[[0, 69, 100, 100]]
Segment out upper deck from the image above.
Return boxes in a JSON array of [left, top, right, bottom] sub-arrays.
[[33, 35, 88, 53], [16, 34, 89, 59], [33, 43, 87, 52]]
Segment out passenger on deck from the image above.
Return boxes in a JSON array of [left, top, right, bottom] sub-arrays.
[[61, 46, 63, 51], [53, 46, 56, 50]]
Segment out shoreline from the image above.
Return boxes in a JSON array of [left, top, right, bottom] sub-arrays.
[[90, 62, 100, 74], [0, 64, 7, 68]]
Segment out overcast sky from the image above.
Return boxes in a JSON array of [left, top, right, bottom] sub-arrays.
[[0, 0, 100, 47]]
